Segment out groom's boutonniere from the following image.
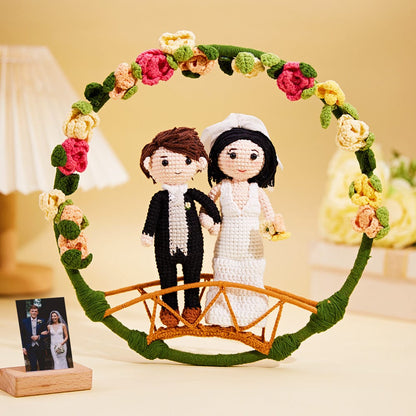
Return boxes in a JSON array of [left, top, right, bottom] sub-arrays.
[[37, 319, 42, 324], [184, 202, 191, 210]]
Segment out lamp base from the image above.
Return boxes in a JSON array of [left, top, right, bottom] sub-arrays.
[[0, 263, 53, 296]]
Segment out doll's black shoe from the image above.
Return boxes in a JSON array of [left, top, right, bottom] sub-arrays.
[[182, 307, 201, 324], [160, 308, 179, 328]]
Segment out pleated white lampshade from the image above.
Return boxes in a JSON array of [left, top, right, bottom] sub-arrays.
[[0, 45, 128, 295], [0, 45, 128, 195]]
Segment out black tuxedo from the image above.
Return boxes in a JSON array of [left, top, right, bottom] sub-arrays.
[[143, 188, 221, 310], [21, 317, 47, 371]]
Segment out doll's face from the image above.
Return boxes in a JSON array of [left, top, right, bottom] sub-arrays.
[[218, 139, 264, 182], [144, 147, 207, 186]]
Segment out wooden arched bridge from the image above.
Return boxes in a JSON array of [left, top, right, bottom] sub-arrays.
[[103, 273, 318, 355]]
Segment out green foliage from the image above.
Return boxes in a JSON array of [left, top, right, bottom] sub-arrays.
[[260, 53, 280, 67], [361, 132, 375, 151], [54, 170, 80, 196], [340, 102, 359, 119], [58, 220, 81, 240], [301, 85, 317, 100], [266, 60, 285, 79], [166, 55, 178, 70], [84, 72, 115, 112], [356, 149, 376, 175], [234, 52, 255, 74], [375, 225, 390, 240], [197, 45, 219, 60], [181, 70, 200, 79], [72, 100, 93, 115], [376, 206, 390, 227], [218, 57, 233, 75], [131, 62, 142, 79], [173, 45, 194, 62], [349, 181, 356, 198], [369, 174, 382, 192], [51, 145, 67, 168], [299, 62, 317, 78], [122, 85, 138, 100], [320, 105, 333, 129]]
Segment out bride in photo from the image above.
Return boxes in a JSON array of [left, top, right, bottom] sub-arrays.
[[43, 310, 69, 369]]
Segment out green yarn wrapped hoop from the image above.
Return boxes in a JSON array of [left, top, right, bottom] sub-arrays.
[[48, 32, 389, 366]]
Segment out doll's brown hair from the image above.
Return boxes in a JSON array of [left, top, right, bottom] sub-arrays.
[[140, 127, 208, 178]]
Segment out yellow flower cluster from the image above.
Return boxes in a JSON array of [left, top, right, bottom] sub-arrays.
[[351, 174, 382, 209], [232, 57, 265, 78], [63, 107, 100, 142], [315, 80, 345, 106], [159, 30, 196, 55]]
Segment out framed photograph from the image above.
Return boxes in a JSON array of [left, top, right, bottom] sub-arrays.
[[15, 297, 74, 371]]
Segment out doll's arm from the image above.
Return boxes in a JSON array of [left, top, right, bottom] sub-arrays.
[[193, 186, 221, 234], [141, 192, 162, 246], [259, 189, 286, 232]]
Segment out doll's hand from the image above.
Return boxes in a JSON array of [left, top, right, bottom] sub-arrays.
[[199, 212, 214, 230], [209, 223, 220, 236], [141, 233, 154, 247], [273, 213, 286, 233]]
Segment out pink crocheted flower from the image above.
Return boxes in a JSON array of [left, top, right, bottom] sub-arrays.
[[135, 49, 174, 86], [58, 231, 89, 259], [276, 62, 314, 101], [59, 138, 90, 176], [352, 205, 383, 239]]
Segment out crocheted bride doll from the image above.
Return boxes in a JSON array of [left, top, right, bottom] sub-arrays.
[[200, 114, 286, 328]]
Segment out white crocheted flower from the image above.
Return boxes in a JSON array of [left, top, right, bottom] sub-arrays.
[[336, 114, 370, 152], [159, 30, 196, 55], [39, 189, 66, 221], [260, 221, 276, 240]]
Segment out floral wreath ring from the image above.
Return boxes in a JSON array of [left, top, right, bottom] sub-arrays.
[[40, 30, 389, 366]]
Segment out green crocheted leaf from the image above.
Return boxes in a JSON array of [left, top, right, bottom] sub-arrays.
[[102, 72, 116, 93], [72, 100, 93, 115], [235, 52, 255, 74], [356, 149, 376, 175], [301, 85, 317, 100], [166, 55, 178, 70], [349, 181, 356, 198], [340, 102, 359, 119], [197, 45, 219, 60], [54, 170, 80, 196], [361, 132, 375, 151], [320, 105, 333, 129], [375, 225, 390, 240], [51, 145, 67, 168], [369, 174, 382, 192], [84, 77, 112, 113], [218, 57, 233, 75], [122, 85, 138, 100], [299, 62, 317, 78], [131, 62, 142, 79], [58, 220, 81, 240], [54, 200, 74, 224], [173, 45, 194, 62], [260, 53, 280, 68], [61, 249, 82, 269], [181, 70, 201, 79], [266, 60, 285, 79], [376, 206, 389, 227], [79, 253, 93, 269], [81, 215, 89, 230]]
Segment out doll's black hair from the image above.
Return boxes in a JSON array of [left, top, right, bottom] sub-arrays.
[[208, 127, 279, 188]]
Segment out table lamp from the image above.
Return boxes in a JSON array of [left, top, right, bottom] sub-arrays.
[[0, 45, 128, 295]]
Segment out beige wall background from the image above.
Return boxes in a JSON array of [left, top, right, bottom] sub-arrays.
[[1, 0, 415, 302]]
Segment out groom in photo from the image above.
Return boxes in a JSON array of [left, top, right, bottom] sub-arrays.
[[21, 305, 47, 371]]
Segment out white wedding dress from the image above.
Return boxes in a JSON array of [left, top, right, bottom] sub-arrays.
[[205, 181, 268, 328], [50, 324, 68, 369]]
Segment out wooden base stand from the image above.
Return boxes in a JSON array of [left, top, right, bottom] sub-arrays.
[[0, 363, 92, 397], [0, 263, 53, 295]]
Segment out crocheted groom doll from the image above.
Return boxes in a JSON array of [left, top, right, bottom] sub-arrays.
[[140, 127, 221, 328]]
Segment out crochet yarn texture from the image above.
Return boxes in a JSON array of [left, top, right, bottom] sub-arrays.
[[41, 30, 389, 366]]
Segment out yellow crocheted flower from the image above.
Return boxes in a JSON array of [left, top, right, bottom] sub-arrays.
[[159, 30, 196, 55], [336, 114, 370, 152], [39, 189, 66, 221], [315, 80, 345, 106], [232, 57, 265, 78], [178, 48, 215, 75], [63, 108, 100, 142], [351, 174, 382, 209]]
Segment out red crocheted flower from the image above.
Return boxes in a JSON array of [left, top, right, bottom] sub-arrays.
[[136, 49, 174, 86], [59, 138, 90, 176], [276, 62, 314, 101]]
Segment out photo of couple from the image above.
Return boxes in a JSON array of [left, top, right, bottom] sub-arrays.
[[15, 297, 73, 371]]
